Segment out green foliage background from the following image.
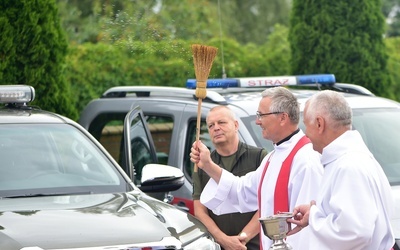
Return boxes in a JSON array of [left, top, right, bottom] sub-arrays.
[[66, 25, 291, 114], [60, 0, 400, 120], [0, 0, 77, 119], [289, 0, 394, 99]]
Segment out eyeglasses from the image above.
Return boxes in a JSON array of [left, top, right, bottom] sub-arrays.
[[256, 111, 283, 119]]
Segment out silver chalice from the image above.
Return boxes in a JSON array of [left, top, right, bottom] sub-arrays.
[[259, 212, 293, 250]]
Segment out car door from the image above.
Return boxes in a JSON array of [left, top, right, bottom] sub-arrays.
[[122, 105, 158, 184]]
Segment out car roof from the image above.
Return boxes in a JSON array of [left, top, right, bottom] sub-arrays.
[[0, 85, 75, 124], [217, 88, 400, 118], [94, 84, 400, 117], [0, 107, 73, 124]]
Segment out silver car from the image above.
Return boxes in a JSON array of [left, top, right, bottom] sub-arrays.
[[79, 74, 400, 248], [0, 85, 220, 250]]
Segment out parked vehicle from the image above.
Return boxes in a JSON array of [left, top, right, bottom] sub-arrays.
[[0, 85, 220, 250], [79, 75, 400, 248]]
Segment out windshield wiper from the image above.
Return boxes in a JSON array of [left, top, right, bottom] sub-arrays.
[[1, 191, 93, 199]]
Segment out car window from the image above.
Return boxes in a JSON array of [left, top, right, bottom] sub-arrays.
[[184, 119, 213, 180], [88, 112, 126, 163], [0, 124, 126, 198], [87, 113, 172, 170], [352, 108, 400, 185], [242, 115, 275, 152], [126, 112, 157, 185], [146, 115, 173, 165]]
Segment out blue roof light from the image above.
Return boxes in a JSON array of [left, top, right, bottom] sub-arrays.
[[186, 79, 239, 89], [296, 74, 335, 85], [186, 74, 336, 89]]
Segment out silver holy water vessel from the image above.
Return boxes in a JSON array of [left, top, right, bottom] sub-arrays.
[[259, 212, 293, 250]]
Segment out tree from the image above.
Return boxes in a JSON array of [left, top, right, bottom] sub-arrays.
[[57, 0, 293, 46], [0, 0, 77, 119], [58, 0, 221, 44], [289, 0, 394, 98], [385, 37, 400, 100], [227, 0, 291, 45], [382, 0, 400, 37], [57, 0, 103, 44]]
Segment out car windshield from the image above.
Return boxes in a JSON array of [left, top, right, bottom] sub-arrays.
[[242, 108, 400, 186], [0, 124, 128, 198]]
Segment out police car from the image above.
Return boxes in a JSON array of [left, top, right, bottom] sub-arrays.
[[0, 85, 220, 250], [79, 74, 400, 248]]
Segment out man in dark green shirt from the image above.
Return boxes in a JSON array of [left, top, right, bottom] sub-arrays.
[[192, 106, 267, 250]]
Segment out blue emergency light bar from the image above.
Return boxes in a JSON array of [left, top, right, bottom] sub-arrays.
[[186, 74, 336, 89]]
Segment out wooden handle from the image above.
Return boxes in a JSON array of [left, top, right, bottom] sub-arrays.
[[194, 98, 202, 172]]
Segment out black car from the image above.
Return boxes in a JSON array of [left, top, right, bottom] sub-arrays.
[[0, 85, 220, 250]]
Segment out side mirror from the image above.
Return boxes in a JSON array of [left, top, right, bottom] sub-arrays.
[[139, 164, 184, 193]]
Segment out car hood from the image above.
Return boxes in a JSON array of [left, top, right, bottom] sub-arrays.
[[0, 192, 207, 249]]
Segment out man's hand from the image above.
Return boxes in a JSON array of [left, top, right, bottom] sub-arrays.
[[190, 141, 200, 164], [238, 232, 248, 245], [190, 140, 211, 170], [218, 234, 247, 250], [286, 200, 316, 236], [190, 140, 223, 183]]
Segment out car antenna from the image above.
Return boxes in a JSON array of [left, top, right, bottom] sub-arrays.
[[218, 0, 227, 79]]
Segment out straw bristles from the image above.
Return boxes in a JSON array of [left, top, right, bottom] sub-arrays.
[[192, 44, 218, 99]]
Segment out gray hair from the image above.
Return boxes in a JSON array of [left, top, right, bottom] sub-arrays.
[[261, 87, 300, 124], [306, 90, 352, 129]]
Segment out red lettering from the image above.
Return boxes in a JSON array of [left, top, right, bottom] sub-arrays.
[[245, 79, 290, 86]]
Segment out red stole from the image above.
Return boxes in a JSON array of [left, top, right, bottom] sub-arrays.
[[257, 135, 311, 249]]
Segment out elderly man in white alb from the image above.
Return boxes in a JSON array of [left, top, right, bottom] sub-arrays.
[[287, 90, 395, 250], [190, 87, 324, 249]]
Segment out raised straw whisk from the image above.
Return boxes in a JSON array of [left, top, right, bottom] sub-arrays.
[[191, 44, 218, 172]]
